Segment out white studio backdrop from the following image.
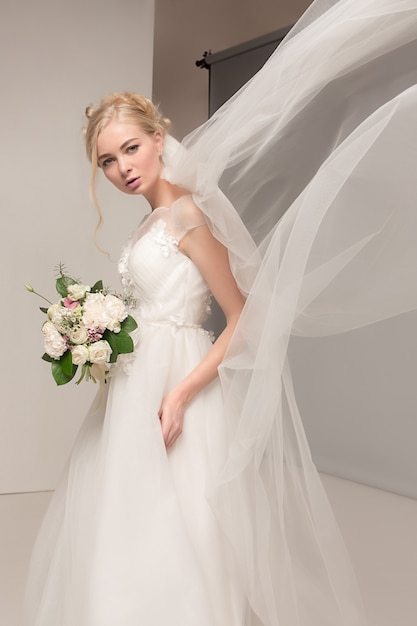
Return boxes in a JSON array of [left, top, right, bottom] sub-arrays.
[[0, 0, 155, 494], [289, 311, 417, 499]]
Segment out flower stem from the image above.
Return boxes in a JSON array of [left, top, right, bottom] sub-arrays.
[[24, 284, 53, 305]]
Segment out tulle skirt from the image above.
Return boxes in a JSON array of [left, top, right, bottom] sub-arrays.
[[24, 324, 245, 626]]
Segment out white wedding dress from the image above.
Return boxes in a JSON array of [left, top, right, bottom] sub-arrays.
[[25, 199, 248, 626], [26, 1, 417, 625]]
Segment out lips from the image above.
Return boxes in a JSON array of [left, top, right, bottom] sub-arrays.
[[125, 177, 141, 189]]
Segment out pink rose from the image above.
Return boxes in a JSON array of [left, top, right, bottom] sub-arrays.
[[63, 297, 79, 310]]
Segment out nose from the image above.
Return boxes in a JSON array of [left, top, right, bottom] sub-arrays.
[[119, 157, 132, 176]]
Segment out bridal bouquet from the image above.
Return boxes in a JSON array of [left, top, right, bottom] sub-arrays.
[[25, 266, 137, 385]]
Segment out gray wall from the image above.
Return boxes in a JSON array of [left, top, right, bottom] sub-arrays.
[[153, 0, 312, 138], [290, 313, 417, 499], [0, 0, 155, 494]]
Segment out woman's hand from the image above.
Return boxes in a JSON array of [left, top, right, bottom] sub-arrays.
[[158, 387, 189, 449]]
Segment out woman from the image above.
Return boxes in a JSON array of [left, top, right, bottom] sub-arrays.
[[92, 95, 246, 452], [25, 1, 417, 625], [25, 95, 251, 625]]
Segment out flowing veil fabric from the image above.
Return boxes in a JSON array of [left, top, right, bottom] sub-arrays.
[[162, 1, 417, 623]]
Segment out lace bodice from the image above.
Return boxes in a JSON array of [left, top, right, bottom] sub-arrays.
[[118, 202, 212, 329]]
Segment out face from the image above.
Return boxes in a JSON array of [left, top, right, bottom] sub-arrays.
[[96, 118, 164, 199]]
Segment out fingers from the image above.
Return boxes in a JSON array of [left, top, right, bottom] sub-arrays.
[[158, 407, 183, 449], [163, 421, 182, 448], [165, 425, 181, 449]]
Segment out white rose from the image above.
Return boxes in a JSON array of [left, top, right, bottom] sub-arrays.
[[82, 293, 106, 329], [68, 325, 89, 344], [67, 283, 91, 301], [89, 340, 112, 364], [71, 344, 89, 365], [104, 294, 128, 327], [84, 292, 105, 306], [47, 303, 62, 320], [42, 321, 67, 359]]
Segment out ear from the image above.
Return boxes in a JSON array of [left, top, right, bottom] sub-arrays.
[[154, 131, 164, 157]]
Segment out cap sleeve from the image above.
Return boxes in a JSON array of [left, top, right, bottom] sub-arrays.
[[170, 194, 207, 242]]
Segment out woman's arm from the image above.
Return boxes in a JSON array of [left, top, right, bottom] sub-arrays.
[[158, 223, 245, 448]]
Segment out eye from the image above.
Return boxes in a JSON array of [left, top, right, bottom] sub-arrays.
[[126, 144, 139, 154], [101, 157, 114, 168]]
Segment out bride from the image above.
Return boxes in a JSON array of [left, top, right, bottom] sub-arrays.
[[24, 1, 417, 625]]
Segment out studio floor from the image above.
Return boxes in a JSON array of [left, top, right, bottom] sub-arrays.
[[1, 474, 416, 626]]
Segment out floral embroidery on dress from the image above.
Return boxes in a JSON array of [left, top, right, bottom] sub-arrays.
[[148, 219, 179, 257], [118, 236, 137, 305], [114, 215, 215, 376]]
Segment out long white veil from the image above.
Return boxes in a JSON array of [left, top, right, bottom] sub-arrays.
[[162, 1, 417, 624]]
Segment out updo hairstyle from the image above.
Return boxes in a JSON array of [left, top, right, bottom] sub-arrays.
[[84, 92, 171, 164], [83, 92, 171, 247]]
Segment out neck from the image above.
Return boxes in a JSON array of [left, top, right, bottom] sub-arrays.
[[145, 179, 187, 211]]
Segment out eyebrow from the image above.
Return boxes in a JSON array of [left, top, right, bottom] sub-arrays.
[[98, 138, 140, 162]]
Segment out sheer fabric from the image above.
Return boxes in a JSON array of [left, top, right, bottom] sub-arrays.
[[25, 1, 417, 625], [24, 201, 246, 626], [160, 1, 417, 623]]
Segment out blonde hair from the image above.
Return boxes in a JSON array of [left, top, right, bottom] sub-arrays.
[[83, 92, 171, 247]]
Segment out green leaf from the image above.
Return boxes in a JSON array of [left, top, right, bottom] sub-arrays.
[[91, 280, 103, 293], [39, 306, 48, 314], [55, 276, 76, 298], [42, 352, 54, 362], [112, 330, 134, 355], [51, 361, 78, 385], [120, 315, 138, 333], [105, 332, 119, 363], [109, 351, 118, 364], [56, 277, 68, 298], [60, 350, 75, 376]]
